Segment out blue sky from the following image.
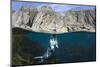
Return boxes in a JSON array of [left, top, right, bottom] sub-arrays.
[[12, 1, 96, 12]]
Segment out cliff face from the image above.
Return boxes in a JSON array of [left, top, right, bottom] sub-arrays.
[[12, 6, 96, 33]]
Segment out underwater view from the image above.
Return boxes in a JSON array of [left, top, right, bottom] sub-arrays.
[[11, 1, 96, 66]]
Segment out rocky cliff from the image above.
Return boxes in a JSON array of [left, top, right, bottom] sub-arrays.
[[12, 6, 96, 33]]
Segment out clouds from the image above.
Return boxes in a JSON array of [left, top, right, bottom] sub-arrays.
[[12, 1, 95, 12]]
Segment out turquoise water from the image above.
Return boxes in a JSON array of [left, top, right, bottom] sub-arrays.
[[25, 31, 96, 63], [13, 28, 96, 64]]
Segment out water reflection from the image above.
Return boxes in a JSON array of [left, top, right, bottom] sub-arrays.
[[34, 34, 59, 63]]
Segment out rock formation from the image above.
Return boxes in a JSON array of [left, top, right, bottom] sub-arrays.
[[12, 6, 96, 33]]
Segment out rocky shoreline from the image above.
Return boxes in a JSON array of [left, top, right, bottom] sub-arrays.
[[12, 6, 96, 33]]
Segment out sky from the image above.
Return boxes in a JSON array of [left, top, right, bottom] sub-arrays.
[[12, 1, 96, 12]]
